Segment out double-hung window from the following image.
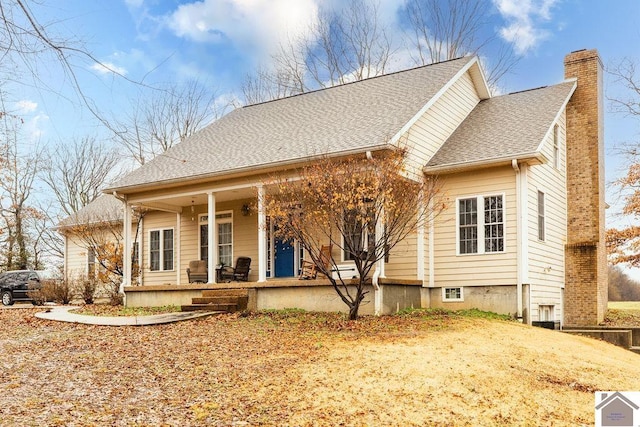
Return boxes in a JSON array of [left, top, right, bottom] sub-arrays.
[[150, 229, 174, 271], [538, 191, 545, 241], [342, 209, 376, 261], [87, 247, 96, 277], [457, 194, 504, 255]]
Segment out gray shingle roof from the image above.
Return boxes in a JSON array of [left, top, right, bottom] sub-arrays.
[[107, 56, 475, 191], [426, 81, 576, 170], [58, 194, 123, 228]]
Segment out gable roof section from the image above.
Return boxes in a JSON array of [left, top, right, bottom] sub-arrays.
[[425, 80, 577, 172], [107, 56, 478, 192], [58, 194, 123, 229]]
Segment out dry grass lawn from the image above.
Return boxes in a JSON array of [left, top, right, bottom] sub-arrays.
[[0, 306, 638, 426]]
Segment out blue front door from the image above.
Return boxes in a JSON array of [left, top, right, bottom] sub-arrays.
[[274, 238, 295, 277]]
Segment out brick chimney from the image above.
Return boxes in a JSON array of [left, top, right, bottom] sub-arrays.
[[563, 49, 607, 326]]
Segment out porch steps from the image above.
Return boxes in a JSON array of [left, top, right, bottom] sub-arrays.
[[181, 289, 249, 313]]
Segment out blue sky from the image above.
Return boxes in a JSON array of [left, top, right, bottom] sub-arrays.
[[6, 0, 640, 227]]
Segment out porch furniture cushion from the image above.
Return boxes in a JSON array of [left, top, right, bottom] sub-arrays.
[[187, 260, 208, 283], [220, 257, 251, 282], [299, 245, 332, 280]]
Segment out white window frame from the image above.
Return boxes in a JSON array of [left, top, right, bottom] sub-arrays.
[[87, 247, 96, 278], [198, 212, 234, 267], [539, 304, 555, 321], [216, 211, 233, 267], [341, 209, 376, 262], [537, 190, 545, 242], [149, 227, 175, 272], [456, 193, 506, 255], [442, 287, 464, 302]]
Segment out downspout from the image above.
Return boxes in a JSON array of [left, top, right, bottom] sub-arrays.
[[511, 160, 523, 321], [366, 150, 382, 315]]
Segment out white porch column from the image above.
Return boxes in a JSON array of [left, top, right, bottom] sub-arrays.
[[207, 192, 217, 284], [138, 216, 144, 285], [257, 185, 267, 282], [122, 202, 132, 290], [176, 212, 181, 285]]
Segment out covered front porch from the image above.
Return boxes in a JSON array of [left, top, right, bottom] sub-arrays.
[[117, 176, 425, 314]]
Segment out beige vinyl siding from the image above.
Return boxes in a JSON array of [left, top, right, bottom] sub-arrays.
[[385, 230, 418, 279], [527, 112, 567, 321], [64, 235, 92, 280], [402, 71, 480, 178], [432, 166, 517, 287]]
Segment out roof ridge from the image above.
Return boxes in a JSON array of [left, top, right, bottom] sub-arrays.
[[243, 56, 471, 109]]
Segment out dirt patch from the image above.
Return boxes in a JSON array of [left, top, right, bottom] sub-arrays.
[[0, 309, 638, 425]]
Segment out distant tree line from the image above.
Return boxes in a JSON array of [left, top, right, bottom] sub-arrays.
[[608, 266, 640, 301]]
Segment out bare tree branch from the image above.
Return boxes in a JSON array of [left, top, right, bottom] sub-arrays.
[[112, 80, 221, 165], [41, 136, 123, 217]]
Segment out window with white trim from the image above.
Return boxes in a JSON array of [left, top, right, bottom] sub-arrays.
[[342, 209, 376, 261], [199, 212, 233, 267], [150, 228, 174, 271], [539, 304, 554, 321], [442, 287, 463, 302], [537, 191, 545, 241], [457, 195, 504, 255], [87, 247, 96, 277]]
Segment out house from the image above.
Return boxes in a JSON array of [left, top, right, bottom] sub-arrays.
[[595, 392, 639, 426], [61, 49, 606, 326]]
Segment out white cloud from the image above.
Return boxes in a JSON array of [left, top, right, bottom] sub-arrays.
[[15, 100, 38, 114], [23, 113, 49, 142], [493, 0, 559, 55], [167, 0, 319, 59], [91, 61, 128, 76]]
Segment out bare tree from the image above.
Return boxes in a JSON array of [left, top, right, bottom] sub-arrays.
[[609, 58, 640, 118], [41, 136, 122, 217], [64, 206, 146, 304], [0, 0, 137, 121], [112, 80, 220, 165], [403, 0, 517, 89], [0, 111, 42, 270], [242, 0, 392, 104], [262, 149, 443, 320], [606, 57, 640, 268]]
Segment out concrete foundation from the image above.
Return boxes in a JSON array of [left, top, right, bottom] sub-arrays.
[[124, 279, 423, 316], [428, 285, 517, 317]]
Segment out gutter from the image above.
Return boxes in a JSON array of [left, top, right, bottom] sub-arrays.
[[104, 144, 394, 195], [424, 152, 545, 175]]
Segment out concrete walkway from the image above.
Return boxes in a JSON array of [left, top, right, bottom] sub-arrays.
[[35, 306, 217, 326]]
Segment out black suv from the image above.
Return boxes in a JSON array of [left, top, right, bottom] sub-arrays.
[[0, 270, 51, 306]]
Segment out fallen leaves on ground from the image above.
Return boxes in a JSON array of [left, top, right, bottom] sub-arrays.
[[0, 307, 638, 426], [602, 308, 640, 326]]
